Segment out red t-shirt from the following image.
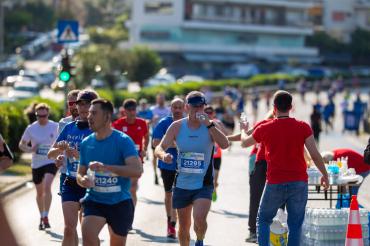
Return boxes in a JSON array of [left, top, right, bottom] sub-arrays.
[[254, 119, 271, 162], [112, 117, 148, 154], [333, 149, 370, 174], [253, 118, 312, 184]]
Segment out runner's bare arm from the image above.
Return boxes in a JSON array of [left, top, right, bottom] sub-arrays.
[[77, 164, 94, 188], [227, 133, 241, 142], [18, 139, 35, 153], [47, 141, 68, 159], [208, 123, 229, 149], [241, 131, 257, 148]]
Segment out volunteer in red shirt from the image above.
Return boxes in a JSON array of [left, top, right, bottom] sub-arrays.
[[112, 98, 149, 207], [322, 148, 370, 177], [241, 90, 329, 246]]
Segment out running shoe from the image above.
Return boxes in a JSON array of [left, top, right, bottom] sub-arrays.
[[167, 223, 176, 239], [212, 191, 217, 202], [38, 218, 44, 230], [195, 240, 204, 246], [245, 232, 257, 243], [43, 217, 51, 229]]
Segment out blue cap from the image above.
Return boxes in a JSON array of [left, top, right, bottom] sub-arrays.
[[187, 96, 206, 106]]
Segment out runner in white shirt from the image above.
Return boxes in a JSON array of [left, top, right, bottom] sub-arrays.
[[150, 94, 170, 185], [19, 103, 58, 230]]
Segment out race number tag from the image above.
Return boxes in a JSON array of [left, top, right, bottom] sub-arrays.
[[36, 144, 51, 156], [179, 152, 205, 174], [93, 171, 121, 193]]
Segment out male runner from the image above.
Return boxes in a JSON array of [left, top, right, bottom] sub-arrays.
[[155, 91, 229, 246], [19, 103, 58, 230], [77, 99, 143, 246]]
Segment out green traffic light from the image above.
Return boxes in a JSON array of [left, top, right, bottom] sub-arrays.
[[59, 71, 71, 82]]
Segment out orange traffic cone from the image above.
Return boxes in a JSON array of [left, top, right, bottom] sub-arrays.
[[345, 195, 363, 246]]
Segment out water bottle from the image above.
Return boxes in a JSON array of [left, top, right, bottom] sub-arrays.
[[196, 112, 206, 121], [240, 112, 248, 123], [87, 168, 95, 186]]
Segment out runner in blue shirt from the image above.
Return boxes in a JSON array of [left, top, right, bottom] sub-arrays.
[[152, 97, 185, 239], [76, 99, 143, 246], [48, 90, 98, 246], [155, 91, 229, 246]]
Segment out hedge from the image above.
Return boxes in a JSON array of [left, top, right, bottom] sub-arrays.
[[0, 97, 64, 160]]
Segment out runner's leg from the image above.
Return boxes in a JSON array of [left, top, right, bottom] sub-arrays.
[[177, 205, 192, 246], [62, 201, 80, 246], [193, 198, 211, 241], [82, 215, 106, 246]]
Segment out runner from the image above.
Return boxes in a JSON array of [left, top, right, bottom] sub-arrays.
[[240, 90, 329, 245], [155, 91, 229, 246], [112, 98, 149, 207], [203, 105, 227, 202], [77, 99, 143, 246], [152, 97, 185, 239], [0, 134, 13, 172], [137, 98, 153, 124], [150, 93, 170, 185], [48, 90, 98, 246], [19, 103, 58, 230], [56, 89, 80, 196]]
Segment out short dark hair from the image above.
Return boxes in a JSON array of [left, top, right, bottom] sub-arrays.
[[204, 105, 214, 112], [35, 103, 50, 112], [91, 99, 114, 115], [123, 98, 137, 109], [273, 90, 292, 112], [67, 89, 80, 99]]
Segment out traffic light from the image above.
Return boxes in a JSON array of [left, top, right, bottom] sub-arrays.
[[59, 55, 73, 83]]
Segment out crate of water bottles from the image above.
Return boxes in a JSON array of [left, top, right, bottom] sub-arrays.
[[301, 207, 369, 245]]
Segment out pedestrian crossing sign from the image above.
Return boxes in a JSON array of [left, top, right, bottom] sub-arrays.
[[57, 20, 79, 44]]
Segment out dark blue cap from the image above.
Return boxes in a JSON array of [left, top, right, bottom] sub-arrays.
[[187, 96, 206, 106]]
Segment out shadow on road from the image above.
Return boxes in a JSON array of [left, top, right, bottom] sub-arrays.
[[139, 197, 164, 206], [45, 230, 63, 241], [211, 209, 248, 219], [134, 228, 180, 244]]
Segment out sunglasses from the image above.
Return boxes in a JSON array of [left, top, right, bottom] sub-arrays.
[[36, 114, 48, 118], [205, 111, 213, 114], [68, 101, 77, 107]]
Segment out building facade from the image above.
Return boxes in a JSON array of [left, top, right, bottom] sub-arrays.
[[126, 0, 319, 74]]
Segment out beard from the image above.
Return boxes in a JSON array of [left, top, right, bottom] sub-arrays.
[[70, 108, 79, 118]]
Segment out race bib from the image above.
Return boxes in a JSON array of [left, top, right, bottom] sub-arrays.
[[68, 160, 79, 177], [93, 171, 121, 193], [179, 152, 205, 174], [36, 144, 51, 156]]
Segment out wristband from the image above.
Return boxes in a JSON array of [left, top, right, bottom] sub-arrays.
[[207, 122, 215, 129]]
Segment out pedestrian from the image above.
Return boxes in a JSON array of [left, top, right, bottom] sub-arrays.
[[48, 90, 98, 246], [112, 98, 149, 207], [56, 89, 80, 196], [310, 105, 322, 144], [150, 93, 170, 185], [241, 90, 329, 246], [137, 98, 154, 124], [323, 99, 335, 132], [77, 99, 143, 246], [18, 103, 58, 230], [152, 97, 185, 239], [155, 91, 229, 246], [0, 134, 13, 173]]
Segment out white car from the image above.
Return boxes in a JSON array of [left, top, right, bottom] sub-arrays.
[[8, 81, 40, 100], [177, 75, 204, 83], [145, 73, 176, 87]]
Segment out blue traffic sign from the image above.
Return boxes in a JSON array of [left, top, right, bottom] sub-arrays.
[[57, 20, 79, 44]]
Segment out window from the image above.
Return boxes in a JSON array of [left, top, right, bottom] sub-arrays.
[[145, 1, 173, 15], [141, 31, 171, 40]]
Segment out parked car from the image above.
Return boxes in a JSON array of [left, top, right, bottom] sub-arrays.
[[177, 75, 204, 83], [145, 73, 176, 87], [8, 81, 40, 100], [222, 64, 260, 78]]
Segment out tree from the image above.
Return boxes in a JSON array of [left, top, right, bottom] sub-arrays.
[[350, 29, 370, 65], [125, 46, 162, 86]]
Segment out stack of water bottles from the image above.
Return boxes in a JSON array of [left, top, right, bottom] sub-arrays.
[[301, 207, 369, 245]]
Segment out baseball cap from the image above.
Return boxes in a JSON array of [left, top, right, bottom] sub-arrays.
[[187, 96, 206, 106], [76, 90, 98, 103], [139, 98, 147, 104]]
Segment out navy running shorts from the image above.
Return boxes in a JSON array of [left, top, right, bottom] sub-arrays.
[[82, 199, 134, 237], [172, 185, 213, 209], [61, 177, 86, 203], [213, 158, 222, 171]]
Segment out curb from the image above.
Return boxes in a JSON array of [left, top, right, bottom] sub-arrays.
[[0, 175, 32, 198]]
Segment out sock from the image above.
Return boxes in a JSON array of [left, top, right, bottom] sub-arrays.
[[41, 211, 48, 218], [170, 221, 176, 227], [167, 216, 171, 223]]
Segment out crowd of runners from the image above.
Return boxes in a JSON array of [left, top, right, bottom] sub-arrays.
[[4, 86, 370, 246]]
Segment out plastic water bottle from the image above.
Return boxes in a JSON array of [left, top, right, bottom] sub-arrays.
[[240, 112, 248, 123], [87, 169, 95, 186]]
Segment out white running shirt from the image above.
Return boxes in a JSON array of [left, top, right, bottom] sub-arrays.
[[21, 121, 58, 169]]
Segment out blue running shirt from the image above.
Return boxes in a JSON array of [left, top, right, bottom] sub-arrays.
[[80, 130, 138, 205], [56, 121, 92, 178], [153, 116, 177, 171], [175, 119, 214, 190]]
